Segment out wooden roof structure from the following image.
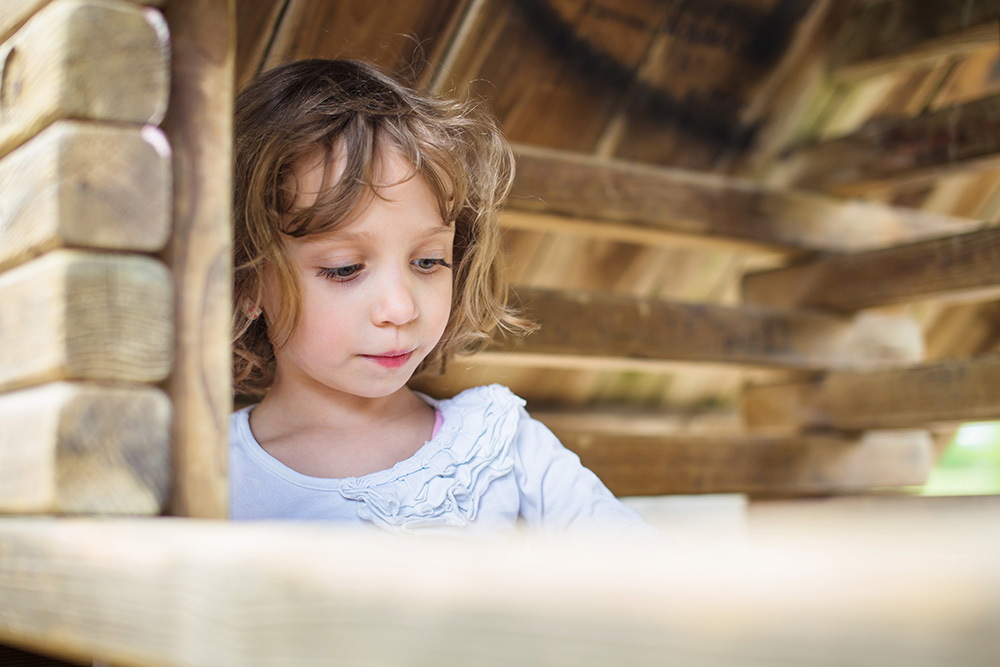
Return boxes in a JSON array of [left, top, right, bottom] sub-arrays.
[[1, 0, 999, 664]]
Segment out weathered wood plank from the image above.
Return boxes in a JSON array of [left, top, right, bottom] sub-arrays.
[[508, 144, 980, 253], [0, 0, 170, 160], [498, 286, 923, 371], [0, 0, 167, 44], [561, 429, 933, 496], [742, 226, 1000, 311], [0, 250, 172, 392], [0, 382, 170, 515], [1, 518, 997, 667], [833, 0, 1000, 81], [742, 355, 1000, 431], [161, 0, 232, 519], [0, 120, 171, 271], [776, 93, 1000, 195]]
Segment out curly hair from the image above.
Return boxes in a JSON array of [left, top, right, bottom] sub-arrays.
[[232, 59, 532, 398]]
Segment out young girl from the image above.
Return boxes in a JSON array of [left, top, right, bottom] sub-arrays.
[[230, 59, 652, 535]]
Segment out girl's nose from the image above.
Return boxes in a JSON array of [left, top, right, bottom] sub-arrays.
[[372, 272, 419, 326]]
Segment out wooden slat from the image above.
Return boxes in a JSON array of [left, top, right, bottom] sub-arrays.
[[560, 429, 933, 497], [833, 0, 1000, 81], [0, 250, 172, 393], [742, 226, 1000, 311], [1, 518, 998, 666], [0, 120, 171, 271], [508, 144, 980, 253], [0, 0, 170, 160], [0, 382, 170, 515], [776, 93, 1000, 195], [742, 355, 1000, 431], [161, 0, 233, 518], [497, 286, 923, 371]]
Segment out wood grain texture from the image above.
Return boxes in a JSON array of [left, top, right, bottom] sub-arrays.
[[742, 354, 1000, 430], [509, 144, 981, 252], [561, 429, 933, 496], [0, 0, 170, 160], [0, 382, 170, 515], [161, 0, 233, 518], [0, 250, 172, 392], [0, 0, 166, 44], [742, 226, 1000, 311], [776, 92, 1000, 194], [500, 286, 923, 371], [0, 517, 997, 666], [0, 120, 171, 271]]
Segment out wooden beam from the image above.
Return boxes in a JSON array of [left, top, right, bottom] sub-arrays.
[[0, 120, 171, 271], [0, 0, 166, 44], [507, 144, 980, 253], [0, 382, 170, 515], [742, 355, 1000, 431], [161, 0, 233, 518], [742, 226, 1000, 311], [1, 518, 998, 666], [0, 0, 170, 159], [776, 93, 1000, 195], [833, 0, 1000, 81], [560, 429, 933, 497], [0, 250, 173, 393], [497, 286, 923, 371]]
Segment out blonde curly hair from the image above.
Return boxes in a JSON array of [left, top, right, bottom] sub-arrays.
[[232, 59, 531, 399]]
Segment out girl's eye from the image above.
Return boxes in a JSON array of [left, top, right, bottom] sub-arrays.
[[413, 258, 452, 272], [317, 264, 363, 281]]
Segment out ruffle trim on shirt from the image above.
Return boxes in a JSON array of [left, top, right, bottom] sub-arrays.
[[336, 384, 524, 530]]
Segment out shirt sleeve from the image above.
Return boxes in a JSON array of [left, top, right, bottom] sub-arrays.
[[511, 407, 660, 538]]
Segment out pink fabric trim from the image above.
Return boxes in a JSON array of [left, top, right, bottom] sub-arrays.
[[431, 410, 444, 439]]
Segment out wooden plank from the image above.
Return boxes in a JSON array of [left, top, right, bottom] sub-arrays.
[[560, 429, 933, 496], [160, 0, 233, 519], [508, 144, 981, 253], [742, 226, 1000, 311], [1, 518, 998, 666], [0, 0, 170, 160], [0, 250, 172, 392], [0, 120, 171, 271], [234, 0, 285, 88], [832, 0, 1000, 81], [742, 355, 1000, 431], [776, 93, 1000, 195], [498, 286, 923, 371], [0, 382, 170, 515]]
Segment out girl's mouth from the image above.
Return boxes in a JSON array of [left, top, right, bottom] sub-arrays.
[[361, 351, 413, 369]]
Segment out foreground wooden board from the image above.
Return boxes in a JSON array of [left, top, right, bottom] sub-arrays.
[[498, 286, 923, 372], [560, 430, 933, 497], [507, 144, 980, 253], [0, 517, 997, 666], [0, 120, 171, 270], [743, 355, 1000, 431], [742, 226, 1000, 311], [0, 0, 166, 44], [0, 0, 170, 159], [0, 250, 172, 392], [0, 382, 170, 514]]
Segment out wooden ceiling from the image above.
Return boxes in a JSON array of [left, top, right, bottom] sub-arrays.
[[235, 0, 1000, 496]]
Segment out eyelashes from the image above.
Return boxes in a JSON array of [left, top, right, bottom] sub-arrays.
[[316, 258, 452, 282]]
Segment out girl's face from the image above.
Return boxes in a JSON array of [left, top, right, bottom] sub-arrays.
[[263, 151, 454, 401]]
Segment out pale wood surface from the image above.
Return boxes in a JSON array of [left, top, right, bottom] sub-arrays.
[[0, 120, 171, 271], [560, 429, 933, 496], [0, 0, 170, 160], [742, 354, 1000, 431], [499, 286, 923, 371], [0, 0, 166, 44], [510, 144, 981, 253], [0, 516, 997, 666], [160, 0, 233, 518], [0, 250, 172, 392], [742, 226, 1000, 311], [0, 382, 170, 515]]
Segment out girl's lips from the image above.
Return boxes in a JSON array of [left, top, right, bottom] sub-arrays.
[[361, 351, 413, 369]]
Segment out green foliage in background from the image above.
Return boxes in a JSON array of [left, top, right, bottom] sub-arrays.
[[922, 422, 1000, 495]]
